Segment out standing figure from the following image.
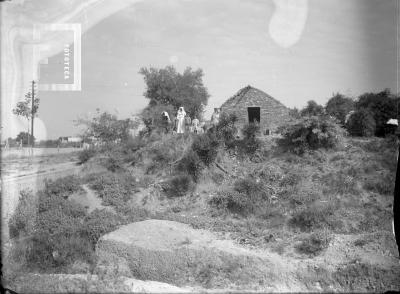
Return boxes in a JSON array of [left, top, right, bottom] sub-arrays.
[[192, 117, 200, 134], [185, 114, 192, 133], [176, 107, 186, 134], [211, 108, 221, 126], [161, 111, 171, 133]]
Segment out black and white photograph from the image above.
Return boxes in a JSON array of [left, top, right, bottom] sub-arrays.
[[1, 0, 400, 292]]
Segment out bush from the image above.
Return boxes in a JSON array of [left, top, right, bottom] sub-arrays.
[[25, 234, 94, 270], [104, 153, 124, 172], [192, 132, 220, 166], [82, 209, 123, 247], [215, 112, 238, 148], [163, 174, 194, 198], [363, 174, 394, 195], [43, 175, 82, 199], [89, 173, 136, 211], [295, 231, 331, 256], [238, 123, 261, 155], [9, 189, 37, 239], [209, 177, 269, 215], [346, 109, 376, 137], [7, 175, 105, 272], [78, 148, 96, 164], [177, 149, 204, 182], [288, 202, 338, 232], [278, 115, 344, 154]]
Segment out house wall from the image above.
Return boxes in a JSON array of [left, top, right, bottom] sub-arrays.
[[221, 91, 290, 133]]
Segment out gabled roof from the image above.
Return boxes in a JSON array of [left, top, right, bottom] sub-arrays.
[[221, 85, 287, 108]]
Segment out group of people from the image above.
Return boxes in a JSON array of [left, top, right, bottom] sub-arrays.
[[160, 107, 221, 134]]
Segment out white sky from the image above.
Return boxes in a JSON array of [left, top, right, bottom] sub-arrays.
[[33, 0, 399, 138]]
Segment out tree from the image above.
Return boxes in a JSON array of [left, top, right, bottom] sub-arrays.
[[300, 100, 324, 117], [325, 93, 354, 125], [288, 107, 301, 119], [346, 109, 376, 137], [76, 110, 133, 143], [139, 66, 209, 119], [16, 132, 35, 146], [12, 84, 40, 146], [355, 89, 398, 136]]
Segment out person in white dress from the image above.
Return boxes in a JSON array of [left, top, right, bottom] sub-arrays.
[[176, 107, 186, 134]]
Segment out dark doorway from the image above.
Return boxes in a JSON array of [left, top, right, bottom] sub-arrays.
[[248, 107, 260, 123]]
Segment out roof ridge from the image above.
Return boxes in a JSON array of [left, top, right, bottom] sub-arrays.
[[233, 85, 252, 107], [221, 85, 288, 109]]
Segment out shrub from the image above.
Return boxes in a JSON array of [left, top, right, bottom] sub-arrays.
[[9, 189, 38, 239], [288, 202, 337, 232], [25, 234, 94, 270], [163, 174, 194, 198], [7, 176, 102, 272], [43, 175, 82, 199], [321, 171, 359, 196], [89, 173, 136, 210], [346, 109, 376, 137], [363, 174, 394, 195], [295, 231, 331, 256], [215, 112, 238, 148], [209, 177, 269, 215], [191, 132, 220, 166], [278, 115, 344, 154], [177, 149, 204, 182], [82, 209, 123, 247], [238, 123, 261, 155], [78, 148, 96, 164], [104, 153, 124, 172]]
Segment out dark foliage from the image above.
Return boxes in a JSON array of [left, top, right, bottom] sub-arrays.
[[192, 132, 220, 166], [325, 93, 354, 125], [300, 100, 324, 117], [355, 89, 399, 136], [346, 108, 376, 137], [163, 174, 194, 198], [78, 148, 96, 164], [278, 116, 344, 154], [177, 149, 204, 182]]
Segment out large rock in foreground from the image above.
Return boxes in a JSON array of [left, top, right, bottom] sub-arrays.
[[9, 274, 192, 293], [95, 219, 299, 291]]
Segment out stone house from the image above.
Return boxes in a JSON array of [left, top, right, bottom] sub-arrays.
[[220, 85, 290, 135]]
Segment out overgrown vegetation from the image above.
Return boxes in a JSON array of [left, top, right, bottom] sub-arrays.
[[278, 115, 345, 154], [295, 231, 331, 256]]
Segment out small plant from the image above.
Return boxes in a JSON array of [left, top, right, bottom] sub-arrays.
[[288, 202, 337, 232], [78, 148, 96, 164], [295, 231, 331, 256], [191, 132, 220, 166], [363, 174, 394, 195], [89, 173, 135, 211], [82, 209, 123, 247], [9, 189, 38, 239], [238, 123, 261, 155], [104, 154, 124, 172], [177, 149, 204, 182], [43, 175, 82, 198], [163, 174, 194, 198], [215, 112, 238, 148], [209, 177, 269, 216]]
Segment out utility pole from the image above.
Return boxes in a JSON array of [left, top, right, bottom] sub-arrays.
[[31, 80, 35, 149]]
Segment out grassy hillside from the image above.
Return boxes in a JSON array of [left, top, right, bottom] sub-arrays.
[[4, 130, 399, 291]]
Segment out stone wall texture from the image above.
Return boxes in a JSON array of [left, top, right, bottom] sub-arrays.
[[220, 86, 290, 134]]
